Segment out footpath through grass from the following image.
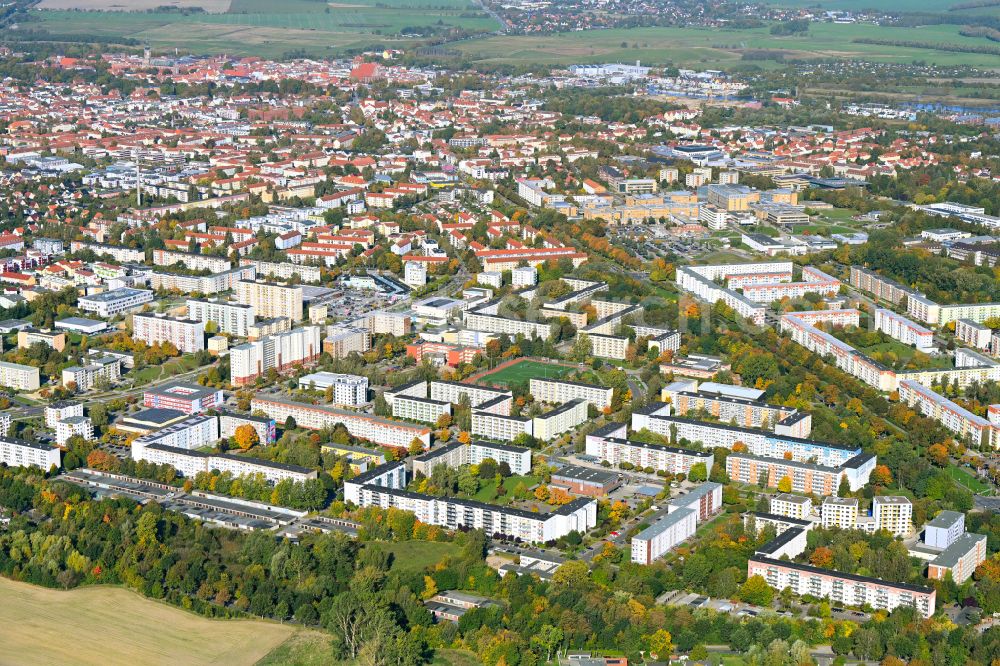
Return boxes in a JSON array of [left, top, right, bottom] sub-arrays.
[[946, 465, 992, 495]]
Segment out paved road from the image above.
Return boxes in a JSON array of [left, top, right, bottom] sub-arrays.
[[975, 495, 1000, 513]]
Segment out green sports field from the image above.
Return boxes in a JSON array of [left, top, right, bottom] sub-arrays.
[[476, 359, 576, 387]]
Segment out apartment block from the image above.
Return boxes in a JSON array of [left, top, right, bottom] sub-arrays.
[[384, 380, 429, 406], [512, 266, 537, 287], [241, 259, 322, 284], [585, 422, 714, 475], [747, 512, 813, 538], [0, 436, 61, 470], [748, 557, 935, 618], [62, 356, 122, 391], [631, 482, 722, 564], [928, 533, 987, 584], [219, 411, 277, 445], [236, 279, 303, 322], [153, 248, 231, 273], [781, 310, 898, 392], [907, 294, 1000, 327], [133, 442, 316, 484], [464, 311, 552, 339], [55, 416, 93, 445], [0, 361, 40, 391], [346, 463, 596, 543], [350, 310, 411, 336], [149, 266, 254, 295], [754, 526, 809, 560], [874, 309, 934, 352], [430, 381, 512, 413], [17, 328, 66, 352], [529, 377, 613, 410], [45, 401, 83, 429], [470, 441, 531, 475], [664, 381, 797, 431], [849, 266, 920, 306], [770, 493, 813, 521], [393, 395, 452, 423], [586, 333, 630, 360], [740, 267, 841, 304], [132, 414, 220, 451], [632, 405, 860, 469], [132, 313, 205, 353], [472, 411, 533, 442], [676, 264, 775, 325], [822, 497, 859, 530], [230, 326, 321, 386], [727, 450, 874, 496], [873, 495, 912, 537], [631, 506, 697, 565], [898, 380, 994, 448], [925, 510, 964, 549], [955, 318, 993, 351], [186, 299, 255, 337], [532, 399, 588, 441], [70, 240, 145, 264], [297, 372, 368, 405], [251, 395, 432, 449], [323, 326, 371, 358], [411, 441, 468, 478]]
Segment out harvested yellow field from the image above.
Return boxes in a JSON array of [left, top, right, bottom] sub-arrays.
[[0, 578, 295, 666]]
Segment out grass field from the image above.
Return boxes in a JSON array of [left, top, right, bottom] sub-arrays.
[[432, 649, 483, 666], [766, 0, 1000, 15], [0, 578, 295, 665], [766, 0, 956, 10], [37, 0, 231, 11], [18, 8, 1000, 62], [471, 473, 540, 504], [946, 465, 992, 494], [477, 359, 576, 387], [256, 630, 339, 666], [21, 0, 499, 57], [859, 341, 954, 371], [454, 23, 1000, 68], [363, 539, 461, 572], [131, 354, 204, 385]]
